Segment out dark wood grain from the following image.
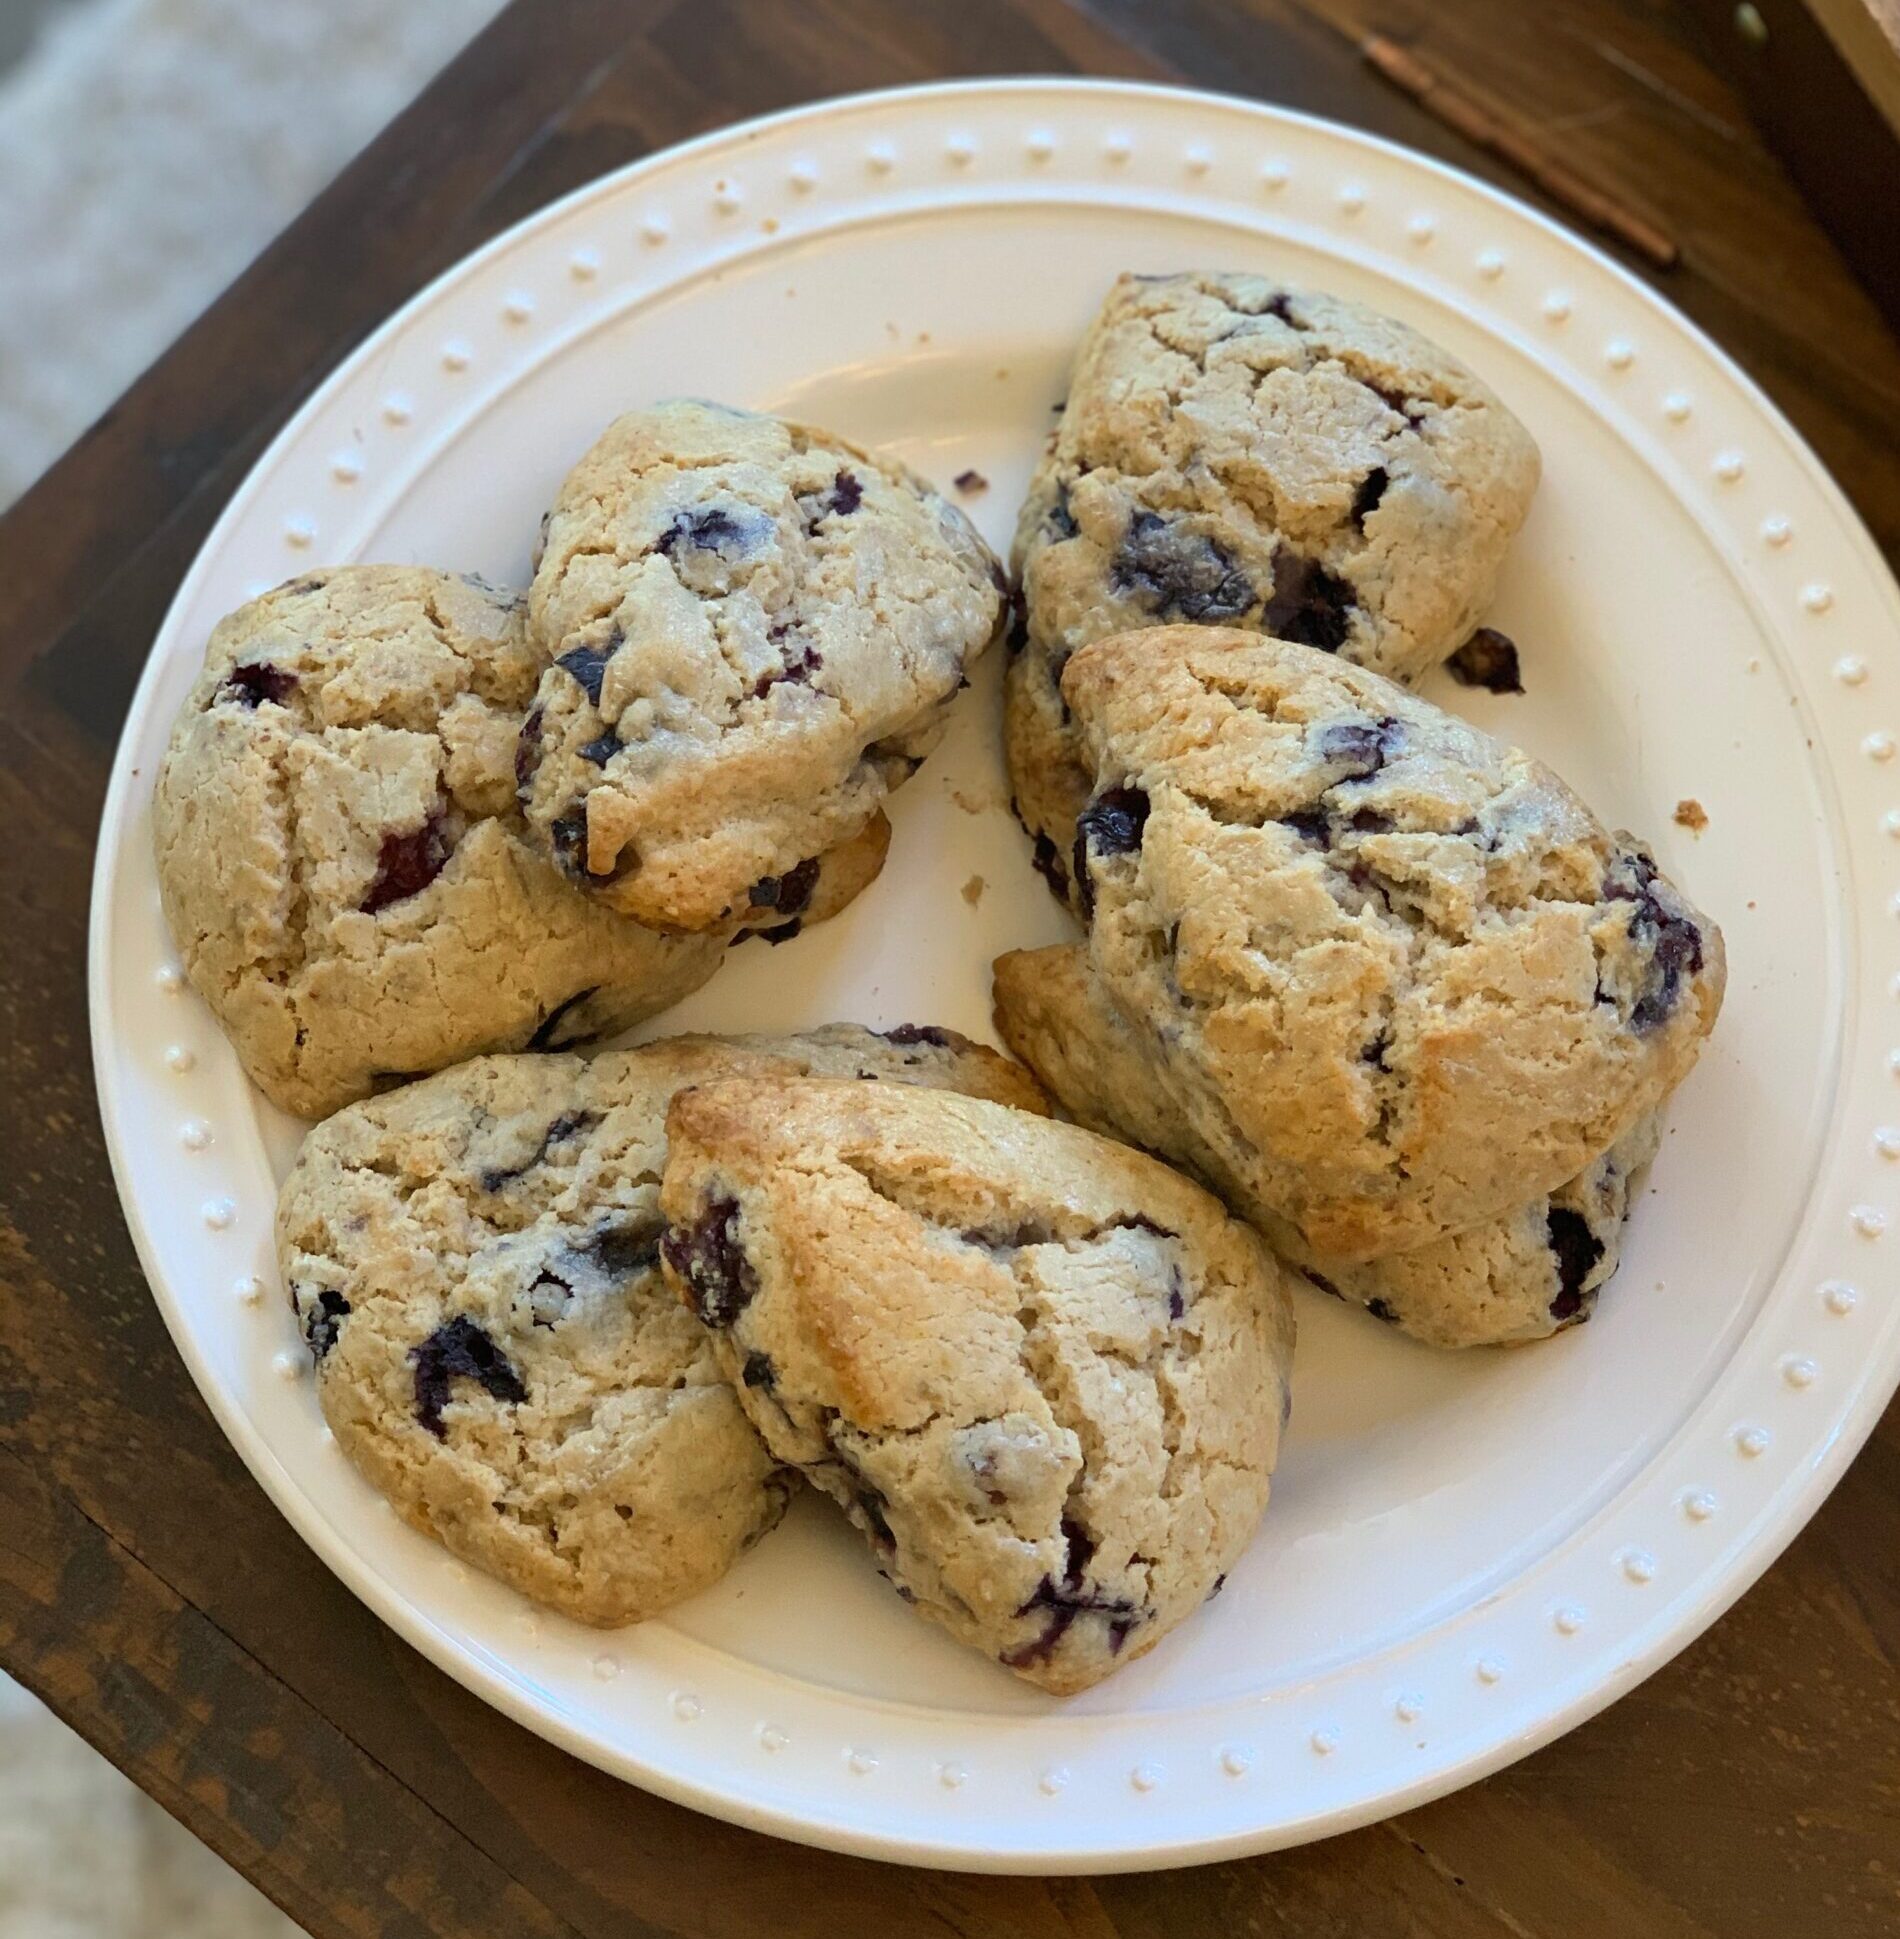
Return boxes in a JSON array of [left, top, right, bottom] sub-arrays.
[[1, 2, 1895, 1935]]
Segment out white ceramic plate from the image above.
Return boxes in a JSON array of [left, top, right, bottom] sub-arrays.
[[91, 80, 1900, 1871]]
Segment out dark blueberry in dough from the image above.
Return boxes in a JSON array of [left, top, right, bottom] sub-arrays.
[[1168, 1274, 1185, 1322], [855, 1486, 896, 1549], [1073, 787, 1150, 920], [556, 636, 618, 705], [479, 1109, 601, 1193], [1447, 628, 1524, 695], [662, 1197, 757, 1327], [586, 1217, 664, 1279], [999, 1518, 1142, 1668], [300, 1288, 351, 1361], [1030, 831, 1070, 903], [411, 1316, 529, 1439], [1261, 291, 1303, 327], [741, 1351, 776, 1390], [526, 984, 599, 1052], [1350, 465, 1388, 528], [361, 810, 454, 913], [1045, 483, 1078, 540], [514, 707, 544, 797], [1110, 510, 1255, 623], [1263, 547, 1357, 653], [549, 808, 613, 883], [1315, 716, 1403, 779], [1005, 587, 1029, 654], [879, 1024, 954, 1048], [1306, 1270, 1345, 1300], [219, 662, 299, 708], [755, 919, 803, 945], [1280, 806, 1332, 844], [1343, 807, 1395, 833], [1364, 379, 1425, 429], [752, 637, 823, 699], [658, 504, 769, 555], [1362, 1028, 1393, 1071], [1365, 1297, 1401, 1325], [1603, 848, 1705, 1031], [747, 854, 821, 917], [1547, 1206, 1605, 1320], [823, 470, 863, 517], [577, 731, 621, 767]]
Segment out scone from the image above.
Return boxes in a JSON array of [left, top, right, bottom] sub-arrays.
[[658, 1077, 1298, 1693], [520, 401, 1006, 931], [1057, 628, 1723, 1261], [152, 566, 729, 1118], [995, 942, 1662, 1346], [277, 1024, 1048, 1626], [1006, 271, 1540, 895]]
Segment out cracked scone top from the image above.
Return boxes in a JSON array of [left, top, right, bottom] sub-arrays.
[[276, 1025, 1048, 1627], [659, 1077, 1298, 1694], [520, 400, 1006, 931], [1058, 628, 1724, 1262], [1006, 271, 1539, 896], [995, 942, 1663, 1348], [152, 566, 739, 1119]]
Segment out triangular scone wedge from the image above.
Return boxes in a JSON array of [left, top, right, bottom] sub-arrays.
[[659, 1077, 1298, 1694]]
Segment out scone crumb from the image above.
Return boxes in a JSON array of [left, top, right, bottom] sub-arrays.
[[1674, 797, 1709, 833], [953, 469, 989, 495], [950, 783, 1000, 816], [961, 873, 986, 906], [1446, 628, 1524, 695]]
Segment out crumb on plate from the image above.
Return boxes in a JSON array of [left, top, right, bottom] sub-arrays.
[[1674, 797, 1709, 833]]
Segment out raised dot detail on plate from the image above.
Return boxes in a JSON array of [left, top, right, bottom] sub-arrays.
[[1682, 1488, 1718, 1521], [1620, 1548, 1657, 1584], [938, 1761, 966, 1789], [164, 1043, 195, 1072], [1220, 1745, 1252, 1776], [441, 342, 472, 372], [1553, 1604, 1586, 1634], [592, 1653, 621, 1681], [503, 291, 534, 323], [1713, 450, 1745, 482], [202, 1197, 236, 1231], [945, 133, 976, 165], [1802, 583, 1835, 614], [1735, 1424, 1771, 1458], [1394, 1693, 1423, 1723], [1876, 1126, 1900, 1158], [1475, 1657, 1504, 1685], [640, 213, 670, 245], [1606, 340, 1634, 369], [671, 1692, 702, 1722], [1781, 1354, 1818, 1389], [1663, 392, 1693, 422], [1103, 132, 1132, 163], [865, 140, 896, 173], [1884, 811, 1900, 838], [1309, 1727, 1339, 1756], [517, 1611, 540, 1637], [271, 1350, 302, 1381], [1407, 213, 1435, 243], [787, 158, 819, 191], [382, 394, 413, 425], [233, 1274, 263, 1305], [318, 1425, 335, 1447], [1038, 1767, 1068, 1796], [1183, 141, 1213, 174], [1852, 1203, 1886, 1237], [331, 452, 363, 484], [712, 181, 742, 214], [179, 1119, 211, 1152], [1836, 655, 1868, 685], [1542, 291, 1572, 322], [1761, 514, 1792, 547], [846, 1748, 877, 1775], [758, 1723, 787, 1752], [569, 246, 601, 279], [1476, 248, 1505, 278], [1866, 732, 1895, 762], [1823, 1280, 1858, 1315], [1338, 184, 1365, 214], [1026, 129, 1055, 161], [1259, 157, 1289, 189], [156, 962, 184, 993], [283, 517, 315, 549], [1130, 1761, 1162, 1791]]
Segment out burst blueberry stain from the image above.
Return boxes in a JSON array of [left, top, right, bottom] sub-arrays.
[[999, 1517, 1142, 1668], [747, 855, 821, 917], [556, 635, 618, 705], [1603, 848, 1704, 1030], [1547, 1207, 1605, 1319], [219, 662, 299, 708], [752, 638, 823, 699], [411, 1317, 529, 1438], [661, 1197, 757, 1327], [361, 811, 454, 913], [577, 731, 621, 766], [1315, 715, 1404, 779], [658, 504, 766, 554], [479, 1109, 600, 1193], [1110, 510, 1254, 622], [880, 1024, 954, 1048], [1264, 546, 1357, 652]]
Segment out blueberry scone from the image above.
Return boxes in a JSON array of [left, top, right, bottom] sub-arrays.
[[277, 1024, 1047, 1626], [659, 1077, 1297, 1693], [152, 567, 736, 1118], [520, 401, 1006, 931], [1006, 271, 1539, 897], [995, 942, 1662, 1347], [1055, 628, 1723, 1262]]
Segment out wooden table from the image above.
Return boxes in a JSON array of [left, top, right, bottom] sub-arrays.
[[2, 3, 1896, 1933]]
